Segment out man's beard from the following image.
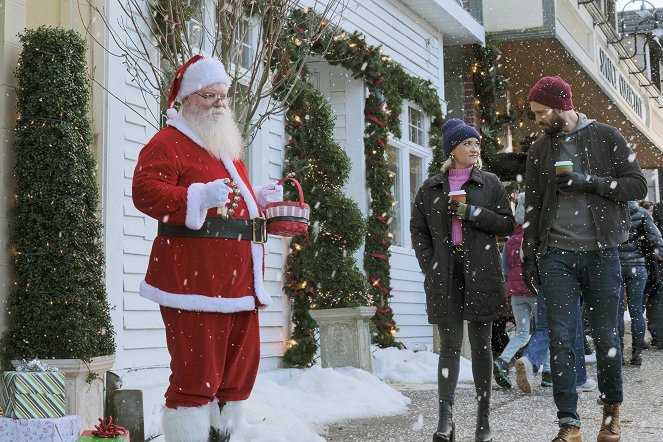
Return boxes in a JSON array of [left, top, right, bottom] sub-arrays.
[[181, 105, 244, 160], [541, 113, 566, 135]]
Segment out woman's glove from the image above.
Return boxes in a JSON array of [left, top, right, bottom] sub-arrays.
[[448, 199, 476, 221], [201, 179, 231, 209], [256, 182, 284, 210]]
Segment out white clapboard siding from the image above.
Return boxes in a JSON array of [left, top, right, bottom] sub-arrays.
[[340, 0, 443, 89], [390, 250, 431, 346]]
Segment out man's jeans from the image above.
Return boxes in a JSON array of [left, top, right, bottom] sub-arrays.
[[540, 247, 623, 427], [619, 263, 647, 350], [523, 290, 586, 383]]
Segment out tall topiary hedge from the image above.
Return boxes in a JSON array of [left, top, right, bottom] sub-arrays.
[[4, 27, 115, 362]]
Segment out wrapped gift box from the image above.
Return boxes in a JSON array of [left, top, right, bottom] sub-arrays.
[[78, 429, 130, 442], [1, 371, 65, 418], [0, 415, 80, 442]]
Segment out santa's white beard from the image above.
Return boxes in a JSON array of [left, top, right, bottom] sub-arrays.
[[181, 105, 244, 160]]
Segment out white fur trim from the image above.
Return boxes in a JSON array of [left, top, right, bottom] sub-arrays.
[[140, 281, 256, 313], [178, 57, 230, 102], [211, 400, 243, 436], [162, 402, 212, 442], [221, 158, 272, 308], [185, 183, 208, 230]]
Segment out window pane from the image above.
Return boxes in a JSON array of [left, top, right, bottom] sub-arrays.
[[236, 18, 253, 69], [408, 106, 424, 146], [409, 154, 423, 210], [386, 145, 402, 247]]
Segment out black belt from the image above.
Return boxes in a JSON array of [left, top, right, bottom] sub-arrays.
[[158, 217, 267, 243]]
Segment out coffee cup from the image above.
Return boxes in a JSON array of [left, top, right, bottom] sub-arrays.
[[554, 160, 573, 174], [448, 190, 466, 204]]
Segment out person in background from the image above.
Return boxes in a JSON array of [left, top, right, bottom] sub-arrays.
[[617, 201, 663, 365], [647, 202, 663, 349], [492, 192, 539, 389], [411, 118, 514, 442], [522, 75, 647, 442], [132, 55, 282, 442]]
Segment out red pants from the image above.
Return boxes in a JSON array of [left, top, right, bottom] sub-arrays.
[[160, 306, 260, 408]]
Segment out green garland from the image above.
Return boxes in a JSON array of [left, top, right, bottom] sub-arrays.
[[275, 9, 445, 366], [471, 44, 511, 155]]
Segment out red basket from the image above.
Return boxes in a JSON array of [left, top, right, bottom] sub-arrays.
[[265, 177, 310, 238]]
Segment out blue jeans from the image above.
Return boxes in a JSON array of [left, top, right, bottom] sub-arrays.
[[619, 263, 647, 349], [498, 295, 538, 363], [523, 290, 586, 383], [540, 247, 623, 427]]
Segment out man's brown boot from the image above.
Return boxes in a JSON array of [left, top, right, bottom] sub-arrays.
[[551, 424, 582, 442], [597, 404, 621, 442]]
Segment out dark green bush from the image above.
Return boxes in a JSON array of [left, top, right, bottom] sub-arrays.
[[4, 27, 115, 362]]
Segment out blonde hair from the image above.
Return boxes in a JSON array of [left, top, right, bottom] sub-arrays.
[[441, 155, 483, 172]]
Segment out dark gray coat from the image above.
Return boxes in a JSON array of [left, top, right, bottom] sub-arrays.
[[523, 121, 648, 257], [410, 168, 515, 323]]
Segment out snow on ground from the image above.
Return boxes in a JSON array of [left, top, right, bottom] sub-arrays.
[[228, 346, 472, 441], [152, 345, 596, 441]]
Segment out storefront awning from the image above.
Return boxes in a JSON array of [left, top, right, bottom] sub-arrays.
[[497, 38, 663, 169]]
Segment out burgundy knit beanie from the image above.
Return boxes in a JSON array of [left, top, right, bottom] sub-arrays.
[[527, 76, 574, 110]]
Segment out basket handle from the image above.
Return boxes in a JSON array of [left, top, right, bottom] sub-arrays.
[[277, 177, 306, 206]]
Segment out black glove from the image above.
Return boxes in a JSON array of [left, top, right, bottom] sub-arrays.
[[522, 255, 541, 294], [448, 199, 476, 221], [555, 172, 593, 192]]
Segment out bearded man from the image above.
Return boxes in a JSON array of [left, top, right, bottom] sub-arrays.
[[132, 55, 282, 442], [521, 75, 647, 442]]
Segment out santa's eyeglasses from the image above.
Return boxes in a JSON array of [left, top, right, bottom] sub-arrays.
[[194, 92, 228, 103]]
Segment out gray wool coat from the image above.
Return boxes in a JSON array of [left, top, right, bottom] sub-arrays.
[[410, 168, 515, 323]]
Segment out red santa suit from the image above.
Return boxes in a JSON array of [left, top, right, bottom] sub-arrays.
[[132, 116, 272, 441]]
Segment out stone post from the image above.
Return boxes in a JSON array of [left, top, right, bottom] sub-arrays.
[[310, 306, 376, 371]]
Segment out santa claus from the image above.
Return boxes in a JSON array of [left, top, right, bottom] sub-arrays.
[[132, 55, 282, 442]]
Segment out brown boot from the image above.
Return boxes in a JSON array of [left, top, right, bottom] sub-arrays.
[[597, 404, 621, 442], [551, 424, 582, 442]]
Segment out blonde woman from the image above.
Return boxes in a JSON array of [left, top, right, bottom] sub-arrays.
[[411, 119, 515, 442]]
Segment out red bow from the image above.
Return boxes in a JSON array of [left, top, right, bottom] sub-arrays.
[[92, 416, 128, 438]]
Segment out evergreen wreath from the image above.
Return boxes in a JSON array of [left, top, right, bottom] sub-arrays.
[[275, 9, 444, 366]]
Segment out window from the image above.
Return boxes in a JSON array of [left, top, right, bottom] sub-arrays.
[[386, 145, 402, 247], [408, 106, 425, 146], [187, 0, 205, 50], [235, 17, 253, 70], [386, 102, 430, 250], [410, 154, 424, 210]]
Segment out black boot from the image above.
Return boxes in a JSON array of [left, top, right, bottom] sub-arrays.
[[208, 427, 230, 442], [475, 398, 492, 442], [631, 347, 643, 366], [209, 401, 230, 442], [432, 400, 454, 442]]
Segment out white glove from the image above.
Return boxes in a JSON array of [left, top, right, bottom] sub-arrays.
[[201, 179, 231, 209], [256, 182, 284, 209]]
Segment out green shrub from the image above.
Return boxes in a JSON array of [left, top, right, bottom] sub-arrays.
[[4, 27, 115, 362]]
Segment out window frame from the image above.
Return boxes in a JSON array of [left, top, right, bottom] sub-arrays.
[[387, 101, 431, 253]]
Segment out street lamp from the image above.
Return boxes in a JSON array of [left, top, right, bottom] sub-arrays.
[[619, 0, 663, 79]]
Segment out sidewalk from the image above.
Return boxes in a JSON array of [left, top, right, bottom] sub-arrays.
[[321, 347, 663, 442]]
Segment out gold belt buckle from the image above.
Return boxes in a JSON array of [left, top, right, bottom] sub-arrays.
[[453, 244, 464, 252], [252, 217, 268, 244]]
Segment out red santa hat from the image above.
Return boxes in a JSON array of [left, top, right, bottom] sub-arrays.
[[166, 55, 230, 119]]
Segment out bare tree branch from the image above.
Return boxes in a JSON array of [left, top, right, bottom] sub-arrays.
[[80, 0, 346, 145]]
